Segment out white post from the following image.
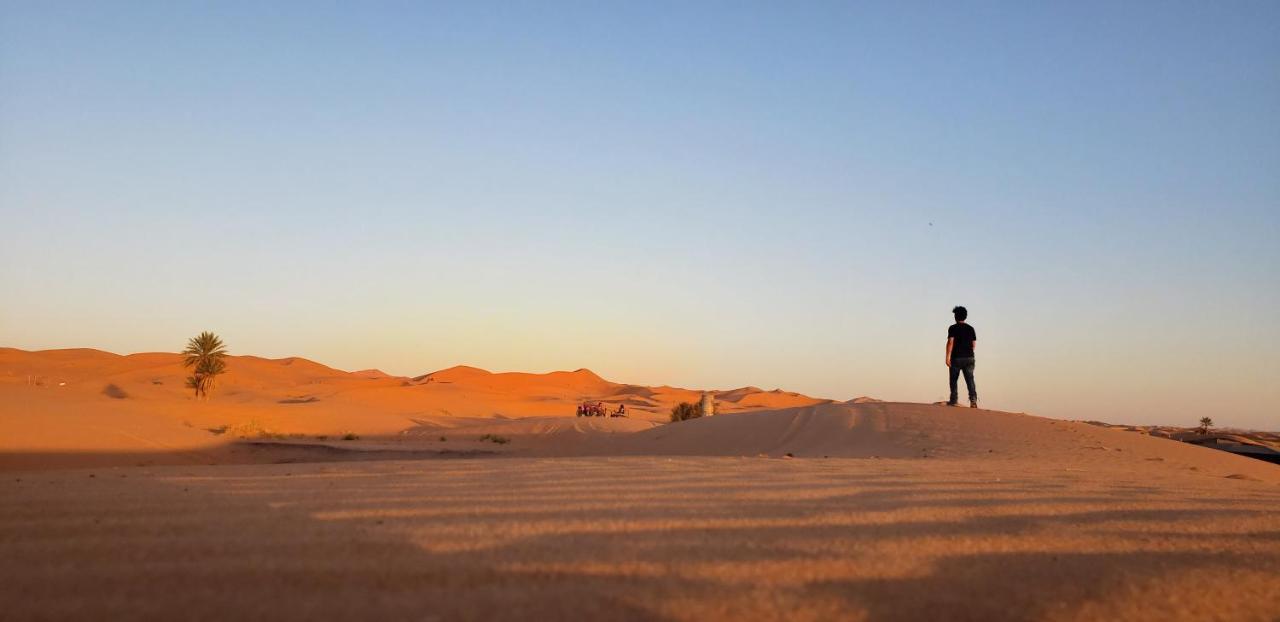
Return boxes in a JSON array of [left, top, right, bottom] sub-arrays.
[[701, 392, 715, 417]]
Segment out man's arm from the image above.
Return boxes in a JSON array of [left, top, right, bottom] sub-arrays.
[[945, 338, 953, 367]]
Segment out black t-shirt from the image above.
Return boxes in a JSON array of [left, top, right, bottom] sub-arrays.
[[948, 323, 976, 359]]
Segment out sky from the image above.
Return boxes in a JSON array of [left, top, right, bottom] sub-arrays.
[[2, 1, 1277, 428]]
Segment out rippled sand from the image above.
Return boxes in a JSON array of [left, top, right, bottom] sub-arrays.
[[4, 456, 1277, 621]]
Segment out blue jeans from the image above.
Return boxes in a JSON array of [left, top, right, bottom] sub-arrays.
[[949, 357, 976, 404]]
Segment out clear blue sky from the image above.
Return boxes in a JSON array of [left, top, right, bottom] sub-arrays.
[[2, 1, 1277, 428]]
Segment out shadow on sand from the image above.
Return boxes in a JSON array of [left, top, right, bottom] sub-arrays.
[[2, 454, 1278, 620]]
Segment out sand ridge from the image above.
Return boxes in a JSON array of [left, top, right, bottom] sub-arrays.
[[3, 347, 1277, 487]]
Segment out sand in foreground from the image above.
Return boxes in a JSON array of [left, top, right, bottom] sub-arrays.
[[3, 456, 1278, 621]]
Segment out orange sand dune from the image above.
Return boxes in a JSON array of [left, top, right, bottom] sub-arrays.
[[0, 347, 825, 468], [387, 403, 1280, 483], [3, 347, 1277, 488], [0, 347, 824, 419], [3, 347, 1278, 484]]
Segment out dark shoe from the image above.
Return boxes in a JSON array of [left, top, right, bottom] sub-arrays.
[[946, 401, 958, 407], [970, 400, 978, 408]]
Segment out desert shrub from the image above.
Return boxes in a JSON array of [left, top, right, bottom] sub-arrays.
[[341, 432, 360, 441], [102, 384, 129, 399], [479, 434, 510, 444], [670, 402, 702, 422], [225, 420, 283, 439]]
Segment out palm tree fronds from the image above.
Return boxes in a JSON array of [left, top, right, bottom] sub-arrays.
[[182, 331, 228, 399]]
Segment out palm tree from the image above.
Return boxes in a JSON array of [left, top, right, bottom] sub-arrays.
[[1197, 417, 1213, 435], [182, 331, 228, 399]]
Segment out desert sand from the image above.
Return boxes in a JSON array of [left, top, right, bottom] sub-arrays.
[[0, 347, 827, 469], [2, 347, 1278, 620]]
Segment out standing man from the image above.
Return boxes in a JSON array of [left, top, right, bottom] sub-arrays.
[[946, 306, 978, 408]]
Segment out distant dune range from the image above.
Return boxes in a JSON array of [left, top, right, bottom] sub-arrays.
[[1, 347, 1278, 485], [0, 347, 829, 469]]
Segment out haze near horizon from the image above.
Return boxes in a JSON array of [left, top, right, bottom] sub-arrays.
[[2, 2, 1277, 428]]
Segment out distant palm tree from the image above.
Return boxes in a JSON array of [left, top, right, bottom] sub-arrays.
[[1197, 416, 1213, 435], [183, 331, 228, 399]]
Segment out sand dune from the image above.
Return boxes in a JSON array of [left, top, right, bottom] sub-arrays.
[[624, 403, 1280, 480], [2, 346, 1279, 619], [389, 402, 1280, 484], [1, 346, 820, 418], [3, 347, 1278, 483], [0, 347, 824, 468]]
